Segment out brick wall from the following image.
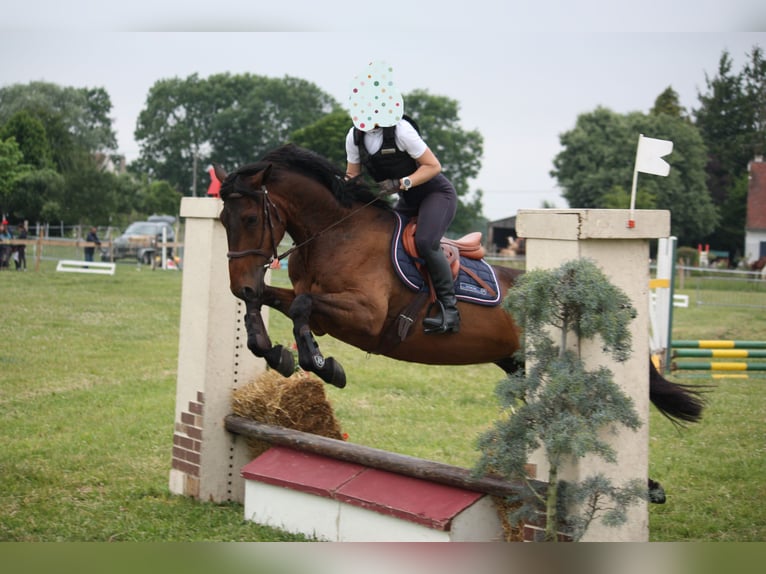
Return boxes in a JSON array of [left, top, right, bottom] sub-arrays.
[[170, 391, 205, 497]]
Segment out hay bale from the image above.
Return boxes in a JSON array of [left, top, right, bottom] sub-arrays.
[[231, 370, 344, 458]]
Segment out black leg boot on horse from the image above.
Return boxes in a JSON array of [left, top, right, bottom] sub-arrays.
[[422, 246, 460, 334]]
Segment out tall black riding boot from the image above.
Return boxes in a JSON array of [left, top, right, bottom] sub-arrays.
[[421, 247, 460, 334]]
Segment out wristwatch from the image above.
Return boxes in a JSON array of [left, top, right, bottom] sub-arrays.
[[401, 177, 413, 190]]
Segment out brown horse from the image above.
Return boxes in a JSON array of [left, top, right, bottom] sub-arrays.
[[216, 143, 703, 426]]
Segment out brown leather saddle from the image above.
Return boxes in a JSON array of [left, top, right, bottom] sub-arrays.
[[401, 218, 489, 285], [392, 219, 496, 341]]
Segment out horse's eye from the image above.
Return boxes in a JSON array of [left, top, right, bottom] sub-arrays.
[[244, 215, 259, 228]]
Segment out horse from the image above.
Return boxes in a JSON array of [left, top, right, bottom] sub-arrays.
[[751, 256, 766, 279], [215, 143, 704, 429]]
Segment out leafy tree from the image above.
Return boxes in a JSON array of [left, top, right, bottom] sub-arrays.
[[59, 155, 122, 224], [0, 137, 30, 214], [10, 168, 65, 222], [0, 82, 120, 224], [135, 73, 338, 195], [476, 259, 645, 541], [742, 45, 766, 156], [0, 110, 53, 169], [650, 86, 687, 119], [0, 82, 117, 154], [135, 180, 183, 217], [694, 46, 766, 259], [551, 106, 717, 245], [695, 52, 750, 205], [290, 109, 351, 167]]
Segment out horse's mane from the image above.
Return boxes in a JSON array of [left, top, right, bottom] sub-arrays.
[[222, 143, 392, 211]]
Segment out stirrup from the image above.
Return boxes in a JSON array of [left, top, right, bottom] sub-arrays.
[[423, 301, 460, 334]]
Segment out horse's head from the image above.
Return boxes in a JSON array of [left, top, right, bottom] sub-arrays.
[[217, 163, 287, 303]]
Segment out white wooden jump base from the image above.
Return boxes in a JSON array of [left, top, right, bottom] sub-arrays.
[[169, 200, 668, 542], [56, 259, 116, 275]]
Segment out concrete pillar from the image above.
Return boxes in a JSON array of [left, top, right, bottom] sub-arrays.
[[516, 209, 670, 542], [169, 197, 266, 503]]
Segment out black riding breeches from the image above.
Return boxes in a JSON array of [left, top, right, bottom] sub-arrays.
[[394, 173, 457, 255]]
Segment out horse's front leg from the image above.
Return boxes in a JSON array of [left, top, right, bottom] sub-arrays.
[[289, 294, 346, 388], [243, 300, 295, 378]]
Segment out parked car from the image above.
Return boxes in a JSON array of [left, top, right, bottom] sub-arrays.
[[105, 218, 175, 264]]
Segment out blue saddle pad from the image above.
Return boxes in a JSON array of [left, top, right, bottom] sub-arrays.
[[390, 213, 502, 306]]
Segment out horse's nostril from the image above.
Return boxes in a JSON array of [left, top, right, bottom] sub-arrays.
[[240, 285, 257, 301]]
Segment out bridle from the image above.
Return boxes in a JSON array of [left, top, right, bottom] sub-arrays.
[[225, 185, 284, 265], [225, 181, 385, 267]]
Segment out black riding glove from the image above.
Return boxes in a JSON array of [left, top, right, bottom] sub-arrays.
[[378, 179, 400, 195]]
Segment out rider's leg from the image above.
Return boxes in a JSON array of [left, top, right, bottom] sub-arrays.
[[410, 178, 459, 334], [421, 245, 460, 333]]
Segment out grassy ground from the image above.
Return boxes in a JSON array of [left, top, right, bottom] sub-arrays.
[[646, 288, 766, 541], [0, 264, 763, 541], [0, 262, 305, 541]]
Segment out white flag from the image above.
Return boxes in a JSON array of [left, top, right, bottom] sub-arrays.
[[635, 134, 673, 176]]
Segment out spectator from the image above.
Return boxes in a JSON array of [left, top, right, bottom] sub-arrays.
[[84, 226, 101, 262], [0, 221, 12, 270], [13, 223, 27, 270]]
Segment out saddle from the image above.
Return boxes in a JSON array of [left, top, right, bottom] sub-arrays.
[[388, 216, 501, 343], [401, 219, 486, 282], [400, 219, 494, 298]]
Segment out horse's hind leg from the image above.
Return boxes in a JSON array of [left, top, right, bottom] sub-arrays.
[[244, 303, 294, 377], [289, 294, 346, 388]]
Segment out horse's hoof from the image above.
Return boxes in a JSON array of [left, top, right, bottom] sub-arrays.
[[276, 346, 295, 377], [263, 345, 295, 377], [321, 357, 346, 389], [648, 479, 666, 504]]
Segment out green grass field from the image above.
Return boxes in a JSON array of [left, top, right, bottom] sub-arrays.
[[0, 262, 763, 541]]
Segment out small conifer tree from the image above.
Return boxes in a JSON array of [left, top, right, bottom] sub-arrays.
[[476, 259, 647, 541]]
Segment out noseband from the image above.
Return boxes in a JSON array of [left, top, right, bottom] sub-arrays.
[[225, 185, 283, 265]]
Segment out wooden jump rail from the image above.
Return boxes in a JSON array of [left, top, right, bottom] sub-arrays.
[[224, 415, 544, 499]]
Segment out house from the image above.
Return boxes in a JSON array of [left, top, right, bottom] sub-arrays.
[[745, 156, 766, 263]]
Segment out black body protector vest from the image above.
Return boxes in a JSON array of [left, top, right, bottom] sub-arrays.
[[353, 116, 420, 182]]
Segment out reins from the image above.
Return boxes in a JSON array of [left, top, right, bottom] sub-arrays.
[[225, 183, 384, 267]]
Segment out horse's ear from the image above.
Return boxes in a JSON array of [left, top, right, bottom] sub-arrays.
[[262, 164, 273, 183], [213, 163, 227, 183]]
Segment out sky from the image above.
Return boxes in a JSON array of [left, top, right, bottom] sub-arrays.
[[1, 2, 764, 219]]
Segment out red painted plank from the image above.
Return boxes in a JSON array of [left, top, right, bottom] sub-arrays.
[[335, 468, 483, 530], [241, 446, 366, 498]]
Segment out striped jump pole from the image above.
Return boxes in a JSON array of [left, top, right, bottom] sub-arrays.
[[671, 361, 766, 371], [673, 349, 766, 359], [670, 341, 766, 376], [671, 340, 766, 349]]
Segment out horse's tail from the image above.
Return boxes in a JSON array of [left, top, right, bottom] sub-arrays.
[[649, 359, 708, 426]]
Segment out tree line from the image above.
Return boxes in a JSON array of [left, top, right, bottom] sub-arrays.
[[0, 45, 763, 253], [553, 46, 765, 262]]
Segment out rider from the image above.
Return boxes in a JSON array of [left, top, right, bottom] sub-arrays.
[[344, 61, 459, 334]]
